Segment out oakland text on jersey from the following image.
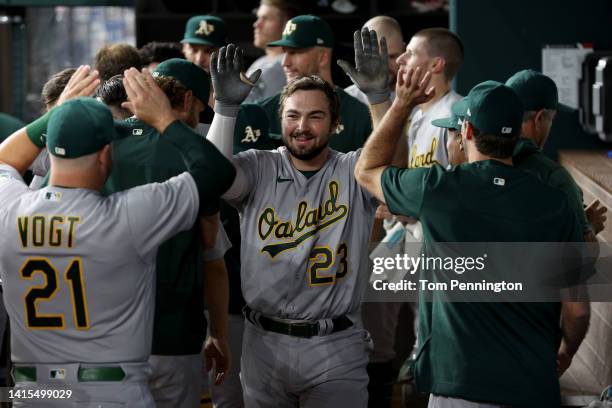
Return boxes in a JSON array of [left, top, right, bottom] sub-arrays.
[[257, 180, 348, 258], [409, 137, 439, 168], [17, 215, 81, 248]]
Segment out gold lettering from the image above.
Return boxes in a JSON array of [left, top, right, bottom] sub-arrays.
[[49, 216, 64, 247]]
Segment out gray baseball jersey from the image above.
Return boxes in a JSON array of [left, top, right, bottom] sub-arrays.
[[226, 147, 377, 321], [0, 164, 198, 364]]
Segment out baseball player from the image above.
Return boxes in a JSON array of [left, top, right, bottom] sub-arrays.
[[102, 59, 232, 408], [431, 100, 467, 166], [0, 66, 235, 407], [354, 70, 590, 407], [244, 0, 298, 103], [344, 16, 405, 106], [506, 69, 607, 241], [181, 15, 227, 74], [251, 14, 373, 153], [208, 44, 378, 407]]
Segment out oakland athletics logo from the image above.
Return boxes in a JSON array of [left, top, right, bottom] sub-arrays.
[[195, 21, 215, 36], [241, 126, 261, 143], [257, 180, 348, 258], [282, 22, 297, 36]]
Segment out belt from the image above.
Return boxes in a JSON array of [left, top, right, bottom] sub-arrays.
[[14, 366, 126, 382], [243, 305, 353, 338]]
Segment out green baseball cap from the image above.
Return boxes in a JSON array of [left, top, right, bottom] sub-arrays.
[[234, 104, 276, 151], [153, 58, 211, 104], [431, 97, 467, 130], [452, 80, 523, 138], [181, 15, 227, 47], [47, 97, 118, 158], [268, 15, 334, 49], [505, 69, 573, 112]]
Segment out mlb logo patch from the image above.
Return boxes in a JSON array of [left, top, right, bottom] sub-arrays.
[[493, 177, 506, 186], [44, 191, 62, 202], [316, 38, 324, 45], [133, 128, 143, 136], [501, 127, 512, 134], [49, 369, 66, 380], [54, 147, 66, 156]]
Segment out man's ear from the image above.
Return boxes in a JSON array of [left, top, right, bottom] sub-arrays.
[[431, 56, 445, 75], [183, 90, 194, 113], [330, 118, 340, 135], [98, 144, 112, 167], [464, 121, 474, 140], [319, 48, 331, 70], [533, 109, 547, 130]]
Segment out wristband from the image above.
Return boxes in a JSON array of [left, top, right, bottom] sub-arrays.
[[366, 88, 391, 105], [214, 101, 240, 117]]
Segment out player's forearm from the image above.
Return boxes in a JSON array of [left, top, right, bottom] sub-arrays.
[[206, 110, 236, 160], [0, 111, 51, 174], [162, 120, 236, 203], [204, 258, 230, 339], [355, 101, 412, 197], [559, 301, 590, 357]]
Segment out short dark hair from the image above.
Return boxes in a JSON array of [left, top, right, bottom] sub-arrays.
[[94, 44, 142, 82], [472, 125, 518, 159], [414, 28, 464, 81], [41, 68, 76, 107], [94, 75, 127, 107], [279, 75, 340, 125], [139, 42, 184, 66], [153, 76, 188, 109]]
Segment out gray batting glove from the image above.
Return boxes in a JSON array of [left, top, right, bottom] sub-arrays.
[[337, 28, 390, 105], [210, 44, 262, 117]]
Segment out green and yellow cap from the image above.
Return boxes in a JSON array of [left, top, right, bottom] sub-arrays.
[[452, 80, 523, 138], [47, 97, 118, 158], [181, 15, 227, 47], [431, 97, 467, 130], [234, 104, 277, 151], [153, 58, 211, 104], [268, 15, 334, 49], [505, 69, 573, 112]]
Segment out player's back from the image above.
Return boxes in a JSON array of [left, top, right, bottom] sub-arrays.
[[0, 170, 198, 364]]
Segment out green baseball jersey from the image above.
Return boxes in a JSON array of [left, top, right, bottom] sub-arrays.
[[257, 87, 373, 153], [513, 138, 590, 233], [104, 117, 211, 355], [226, 147, 378, 320], [0, 164, 198, 364], [381, 161, 583, 407]]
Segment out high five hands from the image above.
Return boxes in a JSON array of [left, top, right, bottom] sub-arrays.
[[337, 28, 391, 105]]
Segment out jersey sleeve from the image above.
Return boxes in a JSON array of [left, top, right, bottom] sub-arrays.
[[29, 149, 50, 177], [223, 149, 261, 209], [124, 172, 200, 260], [349, 150, 380, 214], [203, 221, 232, 261], [548, 166, 591, 234], [380, 166, 431, 218], [0, 164, 28, 207]]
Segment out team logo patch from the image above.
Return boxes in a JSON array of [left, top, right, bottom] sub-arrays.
[[316, 38, 324, 45], [241, 126, 261, 143], [195, 21, 215, 36], [283, 22, 297, 36], [54, 147, 66, 156], [132, 128, 143, 136], [493, 177, 506, 186], [501, 127, 512, 134], [44, 191, 62, 202], [49, 369, 66, 380], [0, 173, 15, 183]]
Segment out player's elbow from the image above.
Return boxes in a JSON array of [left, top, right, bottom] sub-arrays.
[[354, 161, 369, 187]]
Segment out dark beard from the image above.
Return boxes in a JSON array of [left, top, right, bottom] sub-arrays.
[[282, 131, 329, 161]]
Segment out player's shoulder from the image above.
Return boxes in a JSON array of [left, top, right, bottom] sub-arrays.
[[429, 90, 462, 115], [0, 164, 27, 192]]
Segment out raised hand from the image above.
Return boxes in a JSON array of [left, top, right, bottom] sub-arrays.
[[337, 28, 390, 104], [121, 68, 176, 133], [395, 66, 435, 110], [585, 199, 607, 235], [210, 44, 261, 115], [56, 65, 101, 106]]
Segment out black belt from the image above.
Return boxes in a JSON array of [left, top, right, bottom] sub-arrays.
[[243, 305, 353, 338], [14, 366, 125, 382]]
